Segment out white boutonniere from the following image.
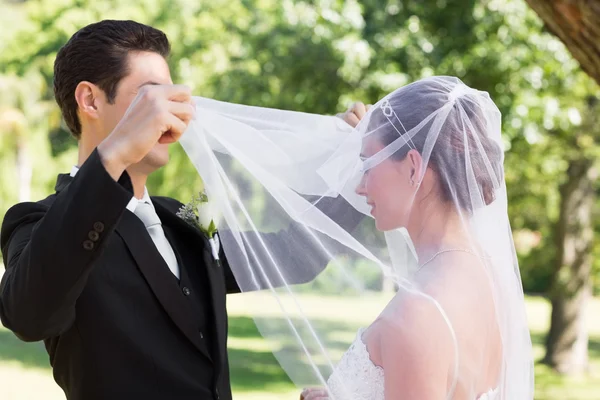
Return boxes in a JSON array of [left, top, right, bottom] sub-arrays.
[[176, 190, 221, 265]]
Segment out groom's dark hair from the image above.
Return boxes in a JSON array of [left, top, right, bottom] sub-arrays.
[[53, 20, 171, 138]]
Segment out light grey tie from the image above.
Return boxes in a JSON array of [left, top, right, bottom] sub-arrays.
[[134, 201, 180, 279]]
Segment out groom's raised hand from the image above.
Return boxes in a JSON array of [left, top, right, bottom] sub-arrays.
[[98, 84, 195, 180], [337, 101, 371, 128]]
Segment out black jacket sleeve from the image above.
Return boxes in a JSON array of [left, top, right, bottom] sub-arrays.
[[223, 194, 364, 294], [0, 150, 132, 341]]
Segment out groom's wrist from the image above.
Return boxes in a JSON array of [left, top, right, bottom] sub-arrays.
[[97, 141, 128, 181]]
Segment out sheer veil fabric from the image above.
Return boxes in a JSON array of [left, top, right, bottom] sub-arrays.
[[180, 76, 534, 399]]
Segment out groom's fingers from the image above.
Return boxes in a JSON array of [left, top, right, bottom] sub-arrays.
[[337, 101, 369, 128], [301, 388, 318, 400], [345, 113, 360, 127], [300, 388, 309, 400], [301, 389, 328, 400], [351, 102, 368, 119]]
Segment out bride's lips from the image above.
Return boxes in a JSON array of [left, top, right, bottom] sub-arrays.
[[367, 202, 375, 214]]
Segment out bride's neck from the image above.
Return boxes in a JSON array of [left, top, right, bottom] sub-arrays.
[[408, 204, 471, 263]]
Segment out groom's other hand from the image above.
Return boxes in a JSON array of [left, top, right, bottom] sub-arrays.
[[98, 84, 194, 180], [336, 101, 371, 128], [300, 387, 329, 400]]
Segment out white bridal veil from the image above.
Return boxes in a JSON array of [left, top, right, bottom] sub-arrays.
[[180, 76, 533, 399]]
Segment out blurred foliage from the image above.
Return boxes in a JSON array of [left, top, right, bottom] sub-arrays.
[[0, 0, 598, 294]]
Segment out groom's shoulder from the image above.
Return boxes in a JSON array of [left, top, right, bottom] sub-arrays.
[[1, 194, 56, 250], [3, 193, 57, 223]]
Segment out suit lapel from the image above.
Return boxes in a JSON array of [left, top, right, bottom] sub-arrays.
[[153, 200, 228, 373], [54, 173, 218, 363], [115, 211, 212, 361]]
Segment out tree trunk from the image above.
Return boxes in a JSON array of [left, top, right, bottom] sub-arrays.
[[543, 157, 597, 374], [525, 0, 600, 86]]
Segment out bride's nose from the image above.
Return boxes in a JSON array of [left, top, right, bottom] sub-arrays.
[[355, 174, 367, 196]]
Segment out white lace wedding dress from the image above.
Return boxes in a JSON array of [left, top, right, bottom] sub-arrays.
[[326, 329, 499, 400]]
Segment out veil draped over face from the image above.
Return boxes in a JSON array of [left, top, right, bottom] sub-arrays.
[[181, 76, 533, 399]]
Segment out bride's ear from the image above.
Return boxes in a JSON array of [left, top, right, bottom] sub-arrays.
[[406, 149, 423, 186]]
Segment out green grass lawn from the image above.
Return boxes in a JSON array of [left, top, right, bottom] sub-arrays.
[[0, 294, 598, 399]]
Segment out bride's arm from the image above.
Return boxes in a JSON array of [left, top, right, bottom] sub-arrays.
[[379, 295, 456, 400]]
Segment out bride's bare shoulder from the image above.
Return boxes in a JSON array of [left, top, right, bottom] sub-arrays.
[[362, 289, 456, 377]]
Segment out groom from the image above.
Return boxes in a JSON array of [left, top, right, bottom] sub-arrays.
[[0, 20, 361, 400]]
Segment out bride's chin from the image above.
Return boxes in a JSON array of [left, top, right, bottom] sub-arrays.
[[375, 218, 399, 232]]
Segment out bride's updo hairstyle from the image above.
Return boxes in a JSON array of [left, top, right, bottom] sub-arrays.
[[368, 77, 504, 213]]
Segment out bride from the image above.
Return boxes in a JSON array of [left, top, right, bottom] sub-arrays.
[[181, 76, 534, 399]]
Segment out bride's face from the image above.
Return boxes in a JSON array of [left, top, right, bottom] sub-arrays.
[[355, 136, 416, 231]]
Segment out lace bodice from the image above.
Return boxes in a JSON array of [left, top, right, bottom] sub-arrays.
[[326, 328, 499, 400], [327, 328, 385, 400]]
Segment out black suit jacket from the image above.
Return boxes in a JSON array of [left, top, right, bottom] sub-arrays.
[[0, 150, 237, 399], [0, 149, 360, 400]]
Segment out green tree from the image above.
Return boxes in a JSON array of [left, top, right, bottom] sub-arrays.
[[522, 0, 600, 374]]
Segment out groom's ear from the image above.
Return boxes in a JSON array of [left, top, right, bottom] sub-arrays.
[[74, 81, 101, 121]]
